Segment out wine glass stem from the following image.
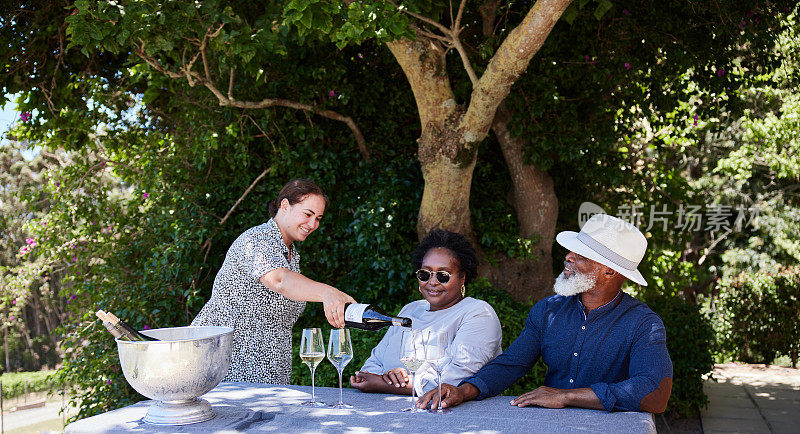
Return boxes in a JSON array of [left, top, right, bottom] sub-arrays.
[[310, 365, 316, 402], [410, 372, 416, 408], [437, 373, 442, 410], [338, 369, 344, 405]]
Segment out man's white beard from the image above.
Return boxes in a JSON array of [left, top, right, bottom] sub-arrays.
[[553, 270, 597, 296]]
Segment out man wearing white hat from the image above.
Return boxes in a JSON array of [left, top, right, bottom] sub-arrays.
[[417, 214, 673, 413]]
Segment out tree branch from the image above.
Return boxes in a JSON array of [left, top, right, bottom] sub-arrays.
[[387, 0, 451, 35], [462, 0, 573, 138], [134, 25, 370, 163], [219, 167, 270, 225]]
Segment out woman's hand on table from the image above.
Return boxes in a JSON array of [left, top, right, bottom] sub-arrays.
[[382, 367, 409, 388], [321, 287, 356, 328], [350, 371, 395, 394]]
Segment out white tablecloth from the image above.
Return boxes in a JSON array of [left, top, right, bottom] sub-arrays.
[[65, 382, 656, 433]]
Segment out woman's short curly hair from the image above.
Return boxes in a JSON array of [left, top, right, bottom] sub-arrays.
[[411, 229, 478, 286]]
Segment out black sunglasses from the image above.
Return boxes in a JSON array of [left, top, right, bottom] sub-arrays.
[[415, 269, 452, 284]]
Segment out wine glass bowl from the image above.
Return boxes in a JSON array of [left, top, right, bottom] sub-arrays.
[[327, 328, 354, 409], [299, 328, 326, 407], [115, 326, 234, 425]]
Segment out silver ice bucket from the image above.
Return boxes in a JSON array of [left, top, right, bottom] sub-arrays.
[[116, 326, 234, 425]]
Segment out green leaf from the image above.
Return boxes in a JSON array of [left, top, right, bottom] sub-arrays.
[[594, 0, 613, 20], [562, 5, 578, 25]]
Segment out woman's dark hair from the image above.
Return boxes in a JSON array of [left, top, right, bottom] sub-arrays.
[[411, 229, 478, 286], [268, 179, 328, 218]]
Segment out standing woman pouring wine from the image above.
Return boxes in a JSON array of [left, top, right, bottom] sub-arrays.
[[191, 179, 356, 384]]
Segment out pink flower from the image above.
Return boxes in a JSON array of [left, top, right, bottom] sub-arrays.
[[622, 9, 630, 16], [717, 68, 725, 77], [12, 300, 16, 305], [143, 325, 151, 330], [142, 192, 149, 198], [107, 380, 112, 385], [70, 294, 76, 300], [624, 62, 631, 70], [21, 246, 28, 253], [9, 316, 14, 320], [20, 112, 31, 122], [693, 114, 699, 126], [739, 20, 746, 29], [328, 90, 336, 98]]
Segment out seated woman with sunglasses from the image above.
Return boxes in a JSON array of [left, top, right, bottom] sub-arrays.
[[350, 229, 502, 396]]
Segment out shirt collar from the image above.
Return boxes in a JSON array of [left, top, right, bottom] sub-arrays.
[[266, 218, 294, 258], [576, 290, 623, 320]]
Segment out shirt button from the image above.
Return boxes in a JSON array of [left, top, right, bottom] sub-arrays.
[[581, 326, 586, 330], [574, 352, 578, 357], [569, 379, 574, 384]]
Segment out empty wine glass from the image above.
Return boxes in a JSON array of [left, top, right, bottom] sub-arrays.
[[399, 329, 425, 412], [422, 330, 451, 414], [299, 328, 326, 407], [327, 328, 354, 409]]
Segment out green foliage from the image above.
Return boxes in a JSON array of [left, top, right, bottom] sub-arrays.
[[0, 370, 60, 399], [649, 296, 714, 418], [636, 253, 716, 417], [0, 138, 68, 372], [714, 269, 800, 365]]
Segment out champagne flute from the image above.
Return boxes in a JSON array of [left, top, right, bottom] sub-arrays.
[[327, 328, 354, 409], [423, 330, 451, 414], [400, 329, 425, 412], [299, 328, 326, 407]]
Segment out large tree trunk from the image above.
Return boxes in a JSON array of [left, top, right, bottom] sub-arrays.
[[480, 104, 558, 303], [418, 155, 478, 238], [385, 0, 573, 279], [387, 38, 480, 238]]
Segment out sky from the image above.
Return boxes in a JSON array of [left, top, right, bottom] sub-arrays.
[[0, 96, 19, 140], [1, 94, 39, 160]]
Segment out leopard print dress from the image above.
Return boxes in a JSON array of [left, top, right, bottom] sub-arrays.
[[191, 219, 305, 384]]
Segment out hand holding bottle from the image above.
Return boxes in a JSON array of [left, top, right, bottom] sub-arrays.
[[321, 287, 357, 328]]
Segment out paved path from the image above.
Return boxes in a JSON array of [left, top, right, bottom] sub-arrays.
[[1, 398, 77, 432], [702, 363, 800, 434]]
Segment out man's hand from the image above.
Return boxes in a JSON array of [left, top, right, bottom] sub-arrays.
[[321, 287, 356, 328], [510, 386, 569, 408], [350, 371, 391, 393], [510, 386, 603, 410], [382, 367, 409, 388], [416, 383, 478, 410]]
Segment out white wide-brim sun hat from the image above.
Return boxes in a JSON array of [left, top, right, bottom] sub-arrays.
[[556, 214, 648, 286]]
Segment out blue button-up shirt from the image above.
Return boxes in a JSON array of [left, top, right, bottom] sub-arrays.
[[461, 292, 672, 412]]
